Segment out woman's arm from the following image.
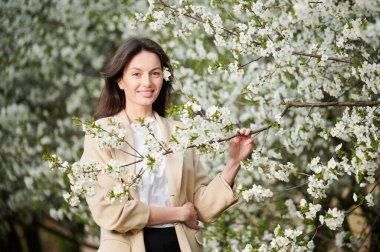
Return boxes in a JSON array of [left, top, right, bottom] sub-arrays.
[[148, 202, 199, 229], [193, 128, 254, 223], [82, 132, 151, 233], [221, 128, 253, 186]]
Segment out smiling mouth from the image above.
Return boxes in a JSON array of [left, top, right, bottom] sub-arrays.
[[138, 90, 154, 94], [137, 90, 155, 98]]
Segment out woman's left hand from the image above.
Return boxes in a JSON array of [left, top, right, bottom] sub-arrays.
[[228, 128, 254, 164], [222, 128, 254, 186]]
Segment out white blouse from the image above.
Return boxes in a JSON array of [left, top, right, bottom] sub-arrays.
[[131, 118, 173, 228]]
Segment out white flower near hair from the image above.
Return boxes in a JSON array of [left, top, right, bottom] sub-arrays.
[[163, 67, 171, 81]]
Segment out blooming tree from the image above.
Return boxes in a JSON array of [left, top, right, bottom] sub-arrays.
[[1, 0, 380, 251]]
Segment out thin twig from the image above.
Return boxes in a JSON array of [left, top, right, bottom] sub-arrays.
[[90, 123, 143, 158], [148, 131, 170, 153], [272, 181, 308, 193], [259, 129, 269, 152], [292, 51, 352, 64], [345, 180, 380, 215], [238, 56, 263, 68]]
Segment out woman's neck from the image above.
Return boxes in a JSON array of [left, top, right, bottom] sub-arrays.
[[125, 106, 154, 123]]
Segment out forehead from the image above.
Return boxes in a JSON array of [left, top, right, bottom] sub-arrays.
[[125, 50, 162, 71]]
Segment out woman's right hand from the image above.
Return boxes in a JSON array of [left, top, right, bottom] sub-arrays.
[[181, 202, 199, 230]]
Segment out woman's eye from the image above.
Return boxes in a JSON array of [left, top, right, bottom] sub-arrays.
[[152, 72, 161, 76], [132, 73, 140, 76]]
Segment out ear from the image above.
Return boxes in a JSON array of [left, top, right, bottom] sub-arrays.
[[117, 78, 124, 90]]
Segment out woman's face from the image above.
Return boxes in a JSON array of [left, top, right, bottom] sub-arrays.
[[118, 50, 163, 111]]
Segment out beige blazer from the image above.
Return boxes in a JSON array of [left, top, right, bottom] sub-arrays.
[[81, 110, 239, 252]]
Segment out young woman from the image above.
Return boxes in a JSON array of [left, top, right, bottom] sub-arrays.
[[81, 38, 254, 252]]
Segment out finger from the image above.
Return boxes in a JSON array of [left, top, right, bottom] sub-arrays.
[[244, 129, 251, 136], [237, 128, 247, 135], [244, 139, 254, 146], [194, 222, 200, 230]]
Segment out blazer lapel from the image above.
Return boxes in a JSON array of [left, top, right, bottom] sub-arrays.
[[154, 111, 184, 207]]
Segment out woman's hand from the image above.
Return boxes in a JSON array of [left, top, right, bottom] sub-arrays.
[[228, 128, 254, 164], [221, 128, 254, 186], [181, 202, 199, 230]]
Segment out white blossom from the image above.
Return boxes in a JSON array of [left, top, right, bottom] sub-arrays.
[[163, 67, 172, 81], [241, 184, 273, 202], [365, 193, 375, 207], [319, 208, 344, 230]]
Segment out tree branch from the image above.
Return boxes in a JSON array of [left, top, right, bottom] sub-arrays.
[[238, 56, 263, 69], [75, 100, 378, 203], [292, 51, 352, 64], [282, 101, 380, 108]]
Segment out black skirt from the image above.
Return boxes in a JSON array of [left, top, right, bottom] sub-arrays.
[[143, 227, 181, 252]]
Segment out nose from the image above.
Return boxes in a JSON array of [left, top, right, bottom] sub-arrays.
[[141, 73, 152, 87]]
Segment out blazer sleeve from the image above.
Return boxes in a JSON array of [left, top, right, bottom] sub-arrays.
[[192, 149, 239, 223], [81, 133, 150, 234]]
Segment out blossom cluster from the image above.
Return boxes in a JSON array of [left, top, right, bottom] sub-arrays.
[[45, 151, 138, 206], [328, 107, 379, 187], [131, 117, 167, 171], [319, 208, 345, 231], [168, 101, 235, 154], [306, 157, 342, 199], [81, 117, 128, 150], [255, 225, 315, 252], [48, 109, 238, 206], [242, 150, 296, 182], [240, 184, 273, 202], [297, 199, 322, 220]]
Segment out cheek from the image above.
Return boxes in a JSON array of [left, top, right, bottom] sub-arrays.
[[156, 79, 164, 90], [122, 79, 137, 90]]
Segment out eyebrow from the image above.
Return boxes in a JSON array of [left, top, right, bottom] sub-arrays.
[[129, 67, 162, 71]]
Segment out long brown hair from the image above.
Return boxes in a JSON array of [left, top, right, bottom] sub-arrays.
[[95, 38, 173, 119]]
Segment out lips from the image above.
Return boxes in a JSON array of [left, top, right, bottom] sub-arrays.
[[137, 90, 154, 98]]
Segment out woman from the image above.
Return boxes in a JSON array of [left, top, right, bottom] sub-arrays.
[[81, 38, 254, 252]]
